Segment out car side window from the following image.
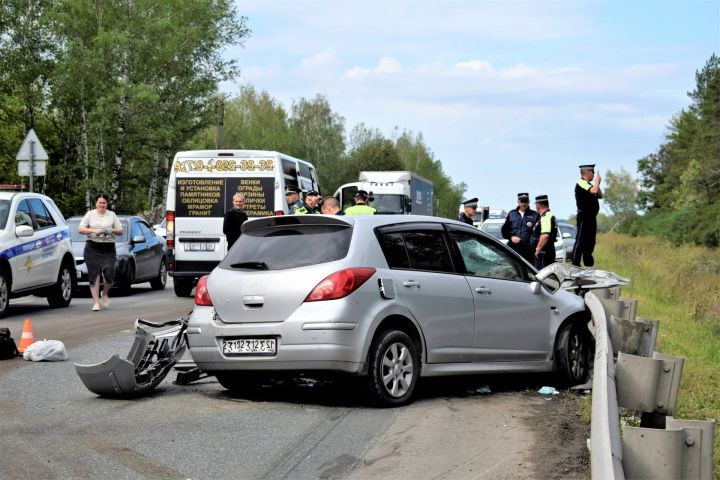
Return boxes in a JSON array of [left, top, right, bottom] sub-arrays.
[[132, 221, 144, 240], [15, 200, 34, 229], [451, 232, 524, 281], [402, 231, 454, 273], [139, 222, 154, 239], [378, 232, 411, 269], [28, 198, 56, 229]]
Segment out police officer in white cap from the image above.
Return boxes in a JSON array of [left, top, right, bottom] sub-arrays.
[[458, 198, 478, 225], [573, 164, 602, 267]]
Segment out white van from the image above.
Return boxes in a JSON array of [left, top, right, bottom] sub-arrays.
[[165, 150, 320, 296]]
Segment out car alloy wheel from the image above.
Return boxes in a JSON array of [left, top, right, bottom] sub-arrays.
[[0, 269, 9, 317], [366, 329, 419, 406], [555, 321, 591, 386]]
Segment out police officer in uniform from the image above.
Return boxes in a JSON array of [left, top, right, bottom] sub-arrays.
[[530, 194, 558, 270], [458, 198, 478, 225], [286, 185, 304, 214], [572, 164, 602, 267], [295, 190, 321, 215], [501, 192, 539, 264], [345, 190, 376, 215]]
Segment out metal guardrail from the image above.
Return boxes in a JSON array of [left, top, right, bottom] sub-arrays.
[[588, 289, 715, 480]]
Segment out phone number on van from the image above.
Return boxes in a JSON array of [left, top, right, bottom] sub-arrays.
[[174, 159, 274, 173]]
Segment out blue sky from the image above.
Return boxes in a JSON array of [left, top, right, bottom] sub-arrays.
[[223, 0, 719, 218]]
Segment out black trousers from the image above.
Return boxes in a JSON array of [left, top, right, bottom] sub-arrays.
[[509, 241, 534, 265], [572, 214, 597, 267]]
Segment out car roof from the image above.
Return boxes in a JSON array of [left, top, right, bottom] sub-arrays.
[[241, 214, 477, 235], [480, 218, 505, 224]]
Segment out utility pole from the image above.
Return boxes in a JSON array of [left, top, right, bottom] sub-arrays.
[[215, 94, 229, 149]]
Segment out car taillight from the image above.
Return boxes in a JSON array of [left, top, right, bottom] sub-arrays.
[[166, 211, 175, 249], [304, 268, 376, 302], [274, 210, 284, 216], [195, 275, 213, 306]]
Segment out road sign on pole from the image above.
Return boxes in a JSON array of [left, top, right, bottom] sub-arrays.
[[15, 129, 48, 193]]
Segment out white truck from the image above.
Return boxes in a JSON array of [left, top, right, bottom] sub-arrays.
[[334, 171, 433, 215], [164, 150, 320, 297]]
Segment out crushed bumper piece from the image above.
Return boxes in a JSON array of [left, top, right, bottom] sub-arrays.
[[536, 263, 630, 291], [74, 316, 189, 397]]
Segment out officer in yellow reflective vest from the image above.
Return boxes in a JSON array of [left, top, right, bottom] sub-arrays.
[[345, 190, 377, 215], [295, 190, 321, 215], [530, 194, 558, 270]]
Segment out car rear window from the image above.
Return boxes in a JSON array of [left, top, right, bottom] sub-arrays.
[[221, 224, 352, 270]]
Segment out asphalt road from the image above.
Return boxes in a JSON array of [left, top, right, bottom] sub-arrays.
[[0, 280, 589, 479]]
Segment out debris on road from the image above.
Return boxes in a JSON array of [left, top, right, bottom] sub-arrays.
[[23, 339, 67, 361], [538, 386, 560, 395]]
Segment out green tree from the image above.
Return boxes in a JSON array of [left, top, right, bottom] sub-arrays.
[[603, 167, 638, 228]]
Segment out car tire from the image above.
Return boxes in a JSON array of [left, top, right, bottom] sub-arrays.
[[150, 258, 167, 290], [554, 321, 592, 386], [365, 329, 419, 407], [47, 261, 74, 308], [173, 278, 194, 297], [215, 372, 265, 393], [0, 267, 10, 318], [118, 263, 135, 296]]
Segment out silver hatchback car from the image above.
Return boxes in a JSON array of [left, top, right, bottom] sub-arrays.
[[187, 215, 591, 406]]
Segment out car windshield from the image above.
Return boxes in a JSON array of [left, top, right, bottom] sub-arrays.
[[369, 194, 404, 214], [559, 224, 576, 238], [0, 200, 9, 230], [480, 223, 504, 240], [222, 224, 352, 270], [68, 219, 130, 243]]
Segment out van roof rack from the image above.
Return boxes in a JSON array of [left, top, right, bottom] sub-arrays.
[[0, 184, 24, 191]]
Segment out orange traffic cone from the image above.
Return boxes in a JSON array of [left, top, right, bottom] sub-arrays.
[[18, 319, 36, 353]]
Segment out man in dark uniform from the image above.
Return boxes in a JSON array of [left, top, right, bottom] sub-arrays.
[[223, 192, 248, 250], [295, 190, 321, 215], [530, 194, 558, 270], [458, 198, 478, 225], [286, 185, 304, 214], [572, 164, 602, 267], [501, 192, 539, 264]]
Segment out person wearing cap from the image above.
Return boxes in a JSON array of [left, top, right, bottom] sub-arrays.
[[285, 185, 303, 214], [295, 190, 321, 215], [321, 197, 344, 215], [458, 198, 478, 225], [530, 194, 558, 270], [223, 192, 248, 250], [573, 164, 602, 267], [501, 193, 539, 264], [345, 190, 376, 215]]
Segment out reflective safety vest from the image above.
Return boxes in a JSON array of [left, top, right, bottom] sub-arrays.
[[345, 204, 376, 216]]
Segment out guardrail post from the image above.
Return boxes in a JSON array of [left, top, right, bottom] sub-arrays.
[[616, 351, 684, 415]]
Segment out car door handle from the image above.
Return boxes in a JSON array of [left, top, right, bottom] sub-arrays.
[[475, 286, 492, 294], [403, 280, 421, 288]]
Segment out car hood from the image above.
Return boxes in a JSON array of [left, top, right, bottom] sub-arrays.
[[536, 263, 630, 291]]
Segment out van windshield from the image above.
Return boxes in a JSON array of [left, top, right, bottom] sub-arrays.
[[370, 194, 404, 214], [221, 224, 352, 270]]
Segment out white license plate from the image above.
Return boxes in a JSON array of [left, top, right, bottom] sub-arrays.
[[223, 338, 276, 355], [184, 243, 216, 252]]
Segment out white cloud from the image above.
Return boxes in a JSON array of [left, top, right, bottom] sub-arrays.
[[500, 63, 538, 79], [454, 60, 496, 75], [345, 66, 371, 80], [299, 51, 339, 71], [375, 57, 401, 74]]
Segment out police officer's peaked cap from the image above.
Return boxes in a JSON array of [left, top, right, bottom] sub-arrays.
[[517, 192, 530, 200], [304, 190, 319, 197], [535, 194, 549, 203], [461, 197, 478, 207], [354, 190, 369, 198], [285, 185, 300, 194], [578, 164, 596, 170]]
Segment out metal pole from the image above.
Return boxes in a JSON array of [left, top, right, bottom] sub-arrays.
[[29, 139, 35, 193]]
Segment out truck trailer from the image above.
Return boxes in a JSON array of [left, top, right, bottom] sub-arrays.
[[334, 171, 433, 215]]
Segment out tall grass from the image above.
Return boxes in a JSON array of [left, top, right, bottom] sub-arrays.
[[595, 232, 719, 477]]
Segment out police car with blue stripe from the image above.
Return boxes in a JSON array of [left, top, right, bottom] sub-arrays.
[[0, 187, 75, 318]]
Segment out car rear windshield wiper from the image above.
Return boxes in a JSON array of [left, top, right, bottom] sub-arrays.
[[230, 261, 269, 270]]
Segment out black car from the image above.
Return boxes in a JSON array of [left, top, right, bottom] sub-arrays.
[[68, 215, 167, 293]]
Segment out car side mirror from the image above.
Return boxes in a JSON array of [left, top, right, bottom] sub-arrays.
[[530, 281, 541, 294], [15, 225, 33, 237], [562, 232, 571, 239], [132, 235, 145, 244]]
